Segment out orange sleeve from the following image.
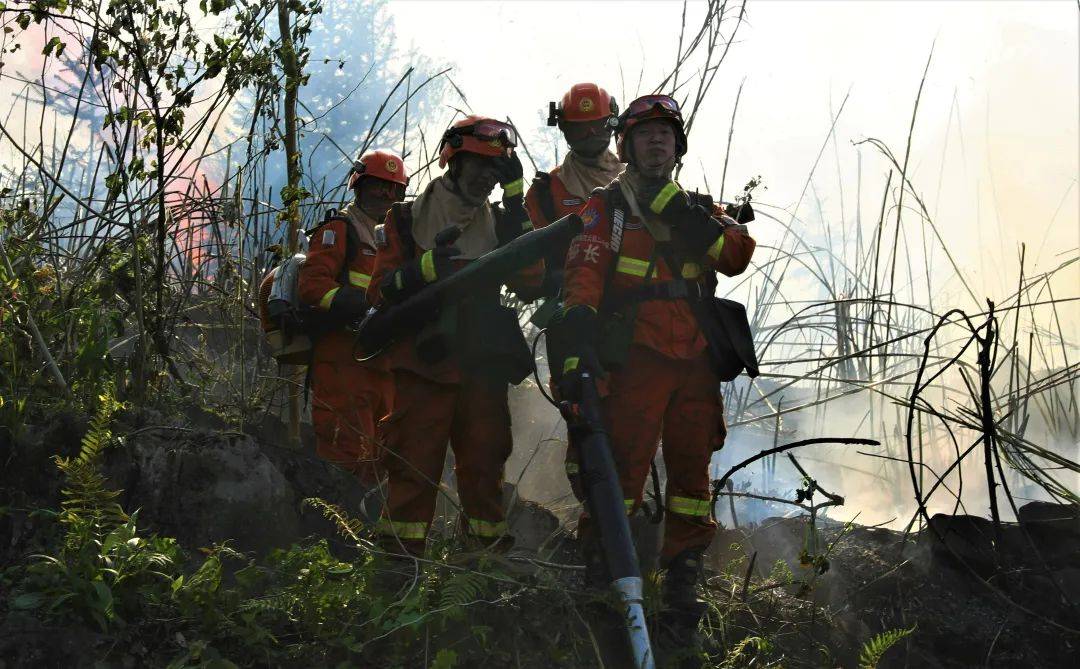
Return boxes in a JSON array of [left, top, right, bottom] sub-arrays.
[[367, 209, 408, 308], [712, 227, 756, 276], [704, 208, 756, 277], [562, 194, 614, 311], [298, 219, 347, 311], [524, 180, 552, 229]]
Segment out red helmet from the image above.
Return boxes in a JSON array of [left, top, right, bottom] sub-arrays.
[[348, 149, 409, 190], [438, 115, 517, 168], [547, 83, 619, 126], [615, 94, 688, 163]]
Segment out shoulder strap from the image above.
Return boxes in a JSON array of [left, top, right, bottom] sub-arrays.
[[598, 184, 628, 257], [390, 201, 417, 261], [599, 184, 660, 311], [307, 208, 356, 286]]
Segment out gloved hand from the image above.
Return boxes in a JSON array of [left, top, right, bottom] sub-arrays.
[[555, 305, 601, 404], [328, 286, 368, 324], [419, 244, 462, 283], [379, 242, 461, 304], [640, 181, 722, 255], [495, 207, 532, 247], [494, 151, 525, 200]]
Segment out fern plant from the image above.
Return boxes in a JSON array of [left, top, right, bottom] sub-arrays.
[[53, 388, 128, 549], [303, 496, 373, 548], [438, 570, 486, 610], [12, 388, 186, 630], [858, 626, 915, 669]]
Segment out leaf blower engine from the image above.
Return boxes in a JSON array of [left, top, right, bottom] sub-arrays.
[[258, 252, 312, 365]]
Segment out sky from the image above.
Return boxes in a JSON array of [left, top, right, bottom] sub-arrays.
[[389, 0, 1079, 323]]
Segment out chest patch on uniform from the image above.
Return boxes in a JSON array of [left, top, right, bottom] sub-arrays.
[[580, 205, 600, 231], [562, 197, 584, 206], [374, 224, 388, 248], [321, 229, 336, 246]]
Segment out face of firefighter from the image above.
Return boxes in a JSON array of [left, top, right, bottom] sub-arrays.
[[356, 177, 405, 222], [629, 119, 677, 178], [450, 152, 499, 206], [562, 119, 613, 158]]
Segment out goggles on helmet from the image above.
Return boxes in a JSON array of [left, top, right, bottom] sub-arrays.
[[444, 120, 518, 149], [624, 94, 682, 121]]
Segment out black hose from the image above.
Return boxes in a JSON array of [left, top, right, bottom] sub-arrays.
[[530, 327, 559, 409]]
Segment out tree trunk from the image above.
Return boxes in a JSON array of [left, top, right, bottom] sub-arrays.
[[277, 0, 304, 446]]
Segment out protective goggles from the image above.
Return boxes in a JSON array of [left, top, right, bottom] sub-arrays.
[[624, 94, 682, 120], [444, 120, 518, 148]]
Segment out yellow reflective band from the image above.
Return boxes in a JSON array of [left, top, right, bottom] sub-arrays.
[[503, 178, 524, 198], [668, 496, 711, 518], [420, 250, 437, 283], [624, 499, 636, 514], [682, 263, 702, 279], [376, 518, 428, 540], [393, 270, 405, 290], [349, 271, 371, 288], [649, 182, 681, 214], [614, 256, 653, 278], [563, 356, 580, 373], [707, 234, 725, 261], [318, 287, 339, 310], [467, 518, 508, 538], [565, 462, 580, 475]]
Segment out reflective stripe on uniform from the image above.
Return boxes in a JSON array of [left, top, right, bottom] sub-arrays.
[[420, 250, 437, 283], [624, 499, 636, 513], [616, 256, 701, 280], [318, 287, 339, 310], [563, 356, 580, 373], [667, 495, 711, 518], [349, 271, 371, 288], [503, 178, 524, 198], [615, 256, 654, 279], [467, 518, 508, 538], [565, 462, 580, 475], [649, 182, 681, 214], [376, 518, 428, 540], [707, 234, 725, 261]]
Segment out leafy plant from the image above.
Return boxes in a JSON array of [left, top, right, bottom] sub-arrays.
[[858, 626, 915, 669], [52, 389, 128, 541], [437, 570, 485, 609]]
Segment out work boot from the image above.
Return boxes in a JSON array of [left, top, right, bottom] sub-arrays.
[[662, 548, 705, 609], [657, 549, 708, 668]]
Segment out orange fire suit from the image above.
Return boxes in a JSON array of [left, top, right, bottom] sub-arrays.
[[367, 197, 543, 555], [562, 184, 756, 563], [298, 205, 393, 485]]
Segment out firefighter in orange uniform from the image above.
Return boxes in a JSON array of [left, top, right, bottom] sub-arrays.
[[525, 84, 624, 504], [367, 116, 542, 556], [557, 95, 756, 611], [297, 150, 407, 485], [525, 83, 624, 294]]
